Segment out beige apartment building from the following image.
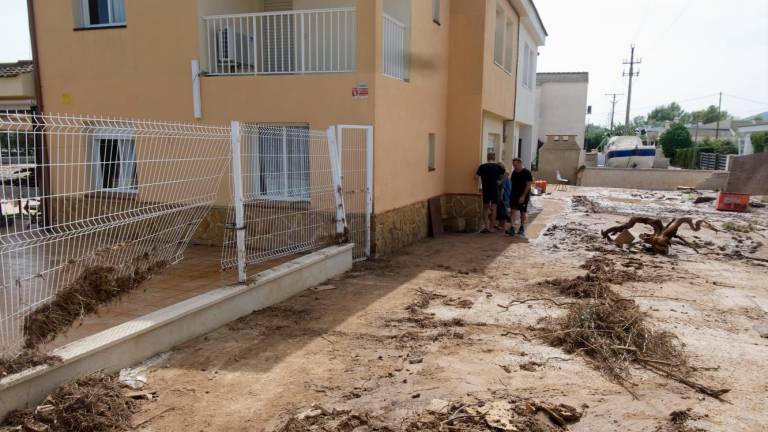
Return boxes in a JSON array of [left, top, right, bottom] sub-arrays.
[[29, 0, 545, 256]]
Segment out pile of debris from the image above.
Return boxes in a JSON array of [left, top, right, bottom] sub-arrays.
[[534, 255, 730, 400], [23, 249, 168, 349], [1, 373, 139, 432], [0, 351, 61, 378], [275, 397, 583, 432]]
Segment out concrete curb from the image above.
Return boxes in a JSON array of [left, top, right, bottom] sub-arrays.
[[0, 244, 353, 417]]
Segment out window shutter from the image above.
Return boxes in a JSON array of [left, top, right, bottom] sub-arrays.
[[263, 0, 293, 12]]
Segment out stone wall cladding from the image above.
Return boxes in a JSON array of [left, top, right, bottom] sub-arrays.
[[441, 194, 482, 233], [191, 206, 229, 246], [372, 200, 429, 257]]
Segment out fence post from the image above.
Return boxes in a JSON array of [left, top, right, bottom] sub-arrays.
[[327, 126, 348, 242], [231, 121, 247, 283]]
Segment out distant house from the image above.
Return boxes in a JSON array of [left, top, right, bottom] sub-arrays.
[[646, 119, 768, 155], [735, 121, 768, 155], [0, 61, 36, 112], [535, 72, 589, 152]]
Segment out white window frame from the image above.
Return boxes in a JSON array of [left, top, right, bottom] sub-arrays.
[[79, 0, 126, 28], [493, 5, 505, 67], [522, 44, 531, 88], [528, 47, 536, 90], [503, 17, 514, 73], [250, 124, 310, 202], [89, 132, 137, 193]]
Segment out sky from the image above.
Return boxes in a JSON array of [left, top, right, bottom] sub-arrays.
[[536, 0, 768, 126], [1, 0, 767, 125]]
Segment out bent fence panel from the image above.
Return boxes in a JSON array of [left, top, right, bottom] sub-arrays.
[[0, 112, 231, 355], [221, 124, 344, 278]]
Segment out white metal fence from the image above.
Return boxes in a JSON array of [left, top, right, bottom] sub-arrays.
[[203, 8, 357, 76], [382, 13, 408, 81], [337, 126, 372, 260], [221, 123, 348, 281], [0, 112, 231, 355]]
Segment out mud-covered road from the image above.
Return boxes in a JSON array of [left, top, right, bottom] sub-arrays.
[[135, 188, 768, 432]]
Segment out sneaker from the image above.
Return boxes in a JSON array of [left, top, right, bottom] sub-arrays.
[[505, 228, 515, 236], [480, 228, 491, 234], [517, 226, 526, 237]]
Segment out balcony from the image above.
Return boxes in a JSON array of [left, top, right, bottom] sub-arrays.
[[201, 8, 356, 76]]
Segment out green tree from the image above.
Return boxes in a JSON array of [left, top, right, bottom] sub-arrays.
[[660, 122, 693, 163], [690, 105, 729, 124], [697, 138, 737, 155], [632, 115, 647, 127], [647, 102, 686, 124], [585, 124, 609, 151], [752, 131, 768, 153]]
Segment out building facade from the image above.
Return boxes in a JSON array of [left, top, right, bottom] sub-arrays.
[[29, 0, 545, 255], [535, 72, 588, 153], [510, 2, 546, 170], [0, 61, 36, 112]]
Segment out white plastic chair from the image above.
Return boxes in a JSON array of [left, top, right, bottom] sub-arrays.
[[556, 170, 569, 191]]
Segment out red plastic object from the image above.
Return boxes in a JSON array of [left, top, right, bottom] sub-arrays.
[[716, 192, 749, 212], [535, 180, 548, 194]]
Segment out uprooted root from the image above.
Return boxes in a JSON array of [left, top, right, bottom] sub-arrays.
[[602, 217, 717, 255], [2, 372, 137, 432], [0, 350, 61, 378], [276, 397, 583, 432], [23, 250, 168, 349]]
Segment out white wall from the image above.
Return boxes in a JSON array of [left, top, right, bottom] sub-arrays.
[[536, 81, 588, 149], [514, 25, 537, 126]]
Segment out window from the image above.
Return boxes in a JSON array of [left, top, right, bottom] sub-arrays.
[[432, 0, 441, 24], [76, 0, 126, 28], [486, 133, 501, 161], [527, 47, 536, 89], [522, 44, 531, 87], [251, 125, 310, 201], [504, 18, 514, 73], [428, 133, 436, 171], [90, 136, 137, 192], [493, 7, 505, 66]]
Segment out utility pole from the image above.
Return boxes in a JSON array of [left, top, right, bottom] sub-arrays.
[[606, 93, 624, 132], [715, 92, 723, 139], [623, 45, 641, 134]]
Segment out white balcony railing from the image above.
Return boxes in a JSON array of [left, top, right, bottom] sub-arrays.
[[382, 13, 408, 81], [203, 8, 356, 75]]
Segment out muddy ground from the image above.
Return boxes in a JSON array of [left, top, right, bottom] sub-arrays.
[[133, 187, 768, 432]]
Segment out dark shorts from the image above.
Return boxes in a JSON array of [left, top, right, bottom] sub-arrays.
[[482, 189, 499, 205], [510, 194, 529, 212]]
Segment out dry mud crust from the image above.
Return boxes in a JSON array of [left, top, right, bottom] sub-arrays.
[[275, 397, 583, 432]]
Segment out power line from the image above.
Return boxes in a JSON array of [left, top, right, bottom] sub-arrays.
[[723, 93, 768, 107]]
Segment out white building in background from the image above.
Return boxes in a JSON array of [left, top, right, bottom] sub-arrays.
[[535, 72, 589, 161], [510, 0, 547, 170]]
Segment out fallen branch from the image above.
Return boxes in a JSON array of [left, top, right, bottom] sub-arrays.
[[640, 360, 731, 402], [497, 297, 575, 310]]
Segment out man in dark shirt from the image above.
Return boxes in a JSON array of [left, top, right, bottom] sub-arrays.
[[475, 153, 505, 233], [506, 158, 533, 237]]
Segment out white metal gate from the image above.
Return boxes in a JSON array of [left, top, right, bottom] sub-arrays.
[[337, 125, 373, 261]]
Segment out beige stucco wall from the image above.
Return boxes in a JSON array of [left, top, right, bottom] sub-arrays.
[[579, 167, 729, 191], [0, 73, 35, 102], [373, 0, 449, 213], [536, 80, 588, 149]]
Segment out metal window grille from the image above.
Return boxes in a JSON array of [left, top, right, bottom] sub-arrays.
[[0, 112, 231, 355], [221, 123, 346, 280], [382, 13, 408, 81]]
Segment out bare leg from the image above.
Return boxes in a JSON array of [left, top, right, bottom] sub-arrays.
[[488, 203, 497, 232], [520, 211, 527, 227], [481, 203, 491, 231], [508, 209, 518, 232]]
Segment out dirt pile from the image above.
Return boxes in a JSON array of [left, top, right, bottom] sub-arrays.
[[535, 255, 642, 301], [0, 350, 61, 378], [275, 398, 583, 432], [2, 372, 137, 432], [654, 409, 708, 432], [23, 250, 168, 349]]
